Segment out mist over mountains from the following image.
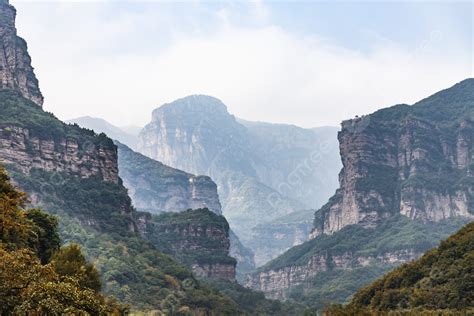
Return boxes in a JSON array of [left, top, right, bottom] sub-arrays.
[[1, 0, 473, 314]]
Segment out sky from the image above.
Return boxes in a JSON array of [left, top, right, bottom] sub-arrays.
[[12, 0, 474, 129]]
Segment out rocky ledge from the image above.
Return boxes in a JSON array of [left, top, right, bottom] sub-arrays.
[[138, 209, 237, 281], [247, 249, 420, 300], [0, 125, 118, 183]]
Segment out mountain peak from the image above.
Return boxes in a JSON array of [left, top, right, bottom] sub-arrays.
[[0, 0, 43, 106], [152, 95, 228, 120]]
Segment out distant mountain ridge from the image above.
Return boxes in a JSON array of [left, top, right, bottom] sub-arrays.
[[67, 116, 139, 150]]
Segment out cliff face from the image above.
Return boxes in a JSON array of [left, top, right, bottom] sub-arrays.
[[312, 79, 474, 238], [0, 125, 118, 183], [138, 209, 236, 280], [139, 95, 255, 178], [0, 0, 43, 106], [247, 250, 420, 300], [116, 141, 221, 214]]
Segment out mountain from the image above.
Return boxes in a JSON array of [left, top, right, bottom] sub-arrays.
[[116, 141, 256, 278], [312, 79, 473, 237], [137, 95, 340, 265], [120, 125, 142, 137], [0, 0, 42, 106], [116, 141, 222, 214], [138, 208, 237, 280], [247, 79, 474, 309], [67, 116, 139, 149], [328, 221, 474, 314]]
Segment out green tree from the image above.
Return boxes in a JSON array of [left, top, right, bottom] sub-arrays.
[[26, 208, 61, 263], [0, 166, 34, 250], [52, 243, 102, 292]]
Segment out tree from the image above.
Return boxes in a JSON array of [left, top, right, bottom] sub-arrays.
[[26, 208, 61, 263], [52, 243, 102, 292], [0, 247, 105, 315], [0, 166, 34, 250]]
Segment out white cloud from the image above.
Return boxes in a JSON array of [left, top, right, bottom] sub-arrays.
[[12, 0, 473, 128]]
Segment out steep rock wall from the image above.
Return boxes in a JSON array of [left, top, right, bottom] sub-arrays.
[[0, 125, 118, 183], [312, 81, 474, 238], [138, 209, 236, 281], [247, 250, 420, 300], [0, 0, 43, 106]]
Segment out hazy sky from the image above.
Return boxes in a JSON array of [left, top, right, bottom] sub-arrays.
[[13, 0, 473, 128]]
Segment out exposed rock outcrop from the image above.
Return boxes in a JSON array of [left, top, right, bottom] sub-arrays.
[[138, 209, 236, 280], [0, 0, 43, 106], [0, 125, 118, 183], [247, 250, 420, 300], [192, 263, 236, 280], [312, 80, 474, 238]]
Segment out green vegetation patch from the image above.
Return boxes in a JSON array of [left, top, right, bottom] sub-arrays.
[[328, 220, 474, 314], [0, 90, 114, 149]]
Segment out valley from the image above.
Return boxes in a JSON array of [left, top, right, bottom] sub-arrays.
[[0, 0, 472, 314]]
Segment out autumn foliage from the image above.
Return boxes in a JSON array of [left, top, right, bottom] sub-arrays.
[[0, 166, 127, 315]]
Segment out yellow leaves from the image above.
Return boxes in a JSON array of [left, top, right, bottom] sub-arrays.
[[0, 246, 108, 315], [164, 274, 181, 290]]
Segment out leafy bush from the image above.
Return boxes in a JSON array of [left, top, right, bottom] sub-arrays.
[[329, 221, 474, 314]]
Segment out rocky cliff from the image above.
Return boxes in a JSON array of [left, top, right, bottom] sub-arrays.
[[0, 0, 43, 106], [115, 141, 256, 277], [116, 141, 222, 214], [138, 208, 237, 280], [248, 79, 473, 309], [249, 249, 420, 300], [312, 79, 474, 238], [0, 124, 119, 184]]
